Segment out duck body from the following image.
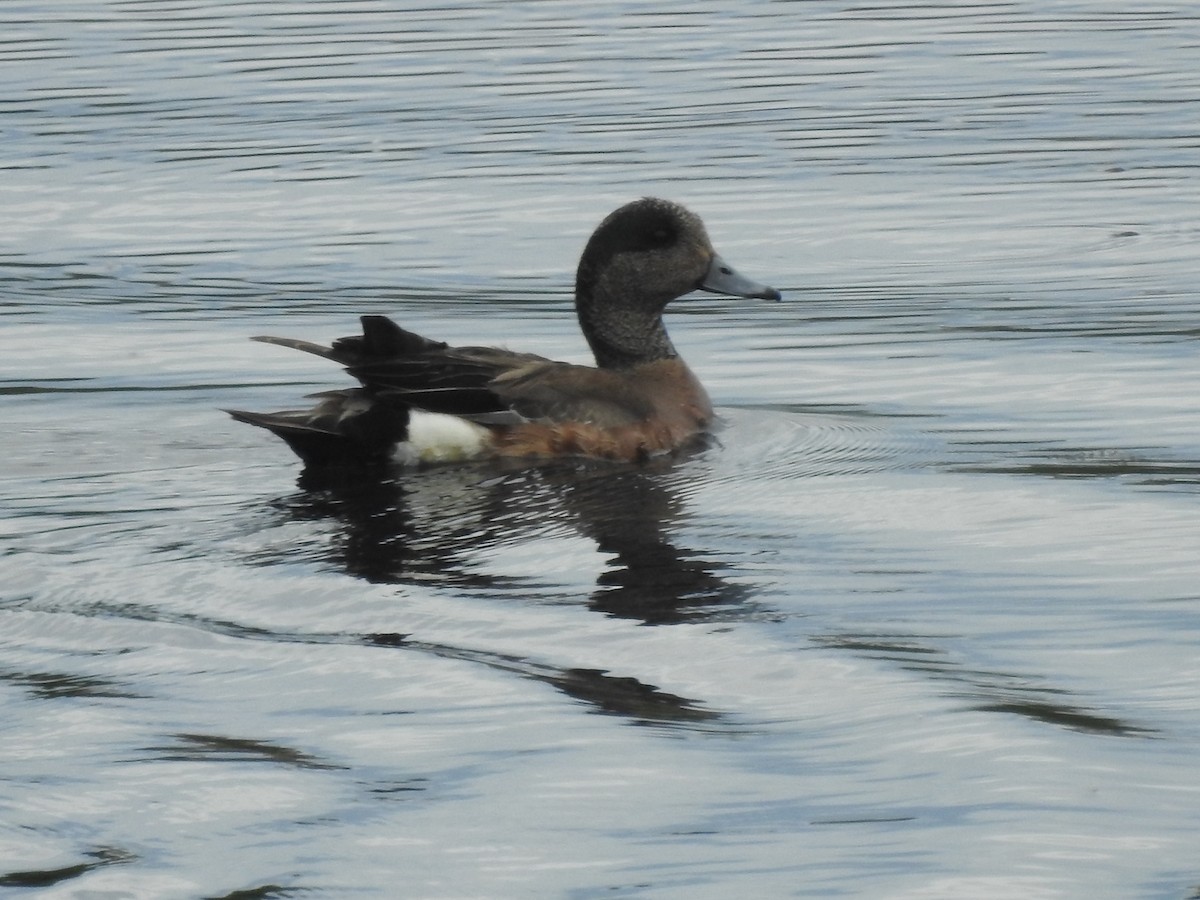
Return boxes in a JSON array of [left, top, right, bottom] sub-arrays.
[[229, 198, 780, 469]]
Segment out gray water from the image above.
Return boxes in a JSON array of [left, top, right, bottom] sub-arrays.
[[3, 2, 1200, 898]]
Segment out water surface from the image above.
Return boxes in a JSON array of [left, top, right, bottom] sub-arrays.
[[3, 2, 1200, 898]]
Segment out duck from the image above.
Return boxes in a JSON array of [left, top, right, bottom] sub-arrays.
[[228, 197, 781, 469]]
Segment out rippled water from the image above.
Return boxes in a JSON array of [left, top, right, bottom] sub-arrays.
[[3, 2, 1200, 898]]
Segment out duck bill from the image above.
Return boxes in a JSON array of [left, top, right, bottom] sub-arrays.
[[699, 253, 782, 301]]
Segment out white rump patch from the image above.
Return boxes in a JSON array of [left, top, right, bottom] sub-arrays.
[[391, 411, 491, 466]]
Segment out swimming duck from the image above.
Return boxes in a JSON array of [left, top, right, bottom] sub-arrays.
[[229, 197, 781, 468]]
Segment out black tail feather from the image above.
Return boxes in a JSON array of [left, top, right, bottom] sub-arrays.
[[227, 391, 410, 469]]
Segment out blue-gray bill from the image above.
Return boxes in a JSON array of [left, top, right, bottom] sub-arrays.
[[699, 253, 782, 302]]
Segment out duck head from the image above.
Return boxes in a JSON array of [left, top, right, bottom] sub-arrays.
[[575, 198, 780, 369]]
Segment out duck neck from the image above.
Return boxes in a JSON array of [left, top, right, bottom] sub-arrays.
[[576, 289, 677, 369]]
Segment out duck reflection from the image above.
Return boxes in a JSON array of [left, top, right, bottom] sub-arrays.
[[269, 450, 752, 626], [249, 455, 748, 727]]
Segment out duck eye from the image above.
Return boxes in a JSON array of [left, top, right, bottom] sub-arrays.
[[649, 227, 674, 246]]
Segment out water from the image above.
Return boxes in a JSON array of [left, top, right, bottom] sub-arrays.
[[2, 2, 1199, 897]]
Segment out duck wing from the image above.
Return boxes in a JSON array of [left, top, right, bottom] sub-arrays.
[[485, 363, 653, 428], [251, 314, 632, 425], [312, 316, 553, 421]]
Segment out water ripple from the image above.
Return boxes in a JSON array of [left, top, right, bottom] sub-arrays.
[[3, 2, 1200, 896]]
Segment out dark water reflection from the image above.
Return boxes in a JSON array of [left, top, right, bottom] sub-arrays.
[[815, 632, 1157, 738], [140, 732, 349, 770], [378, 637, 727, 728], [0, 847, 137, 890], [949, 440, 1200, 489], [0, 666, 145, 701]]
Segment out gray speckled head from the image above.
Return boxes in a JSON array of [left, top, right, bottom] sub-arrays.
[[575, 198, 778, 369]]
